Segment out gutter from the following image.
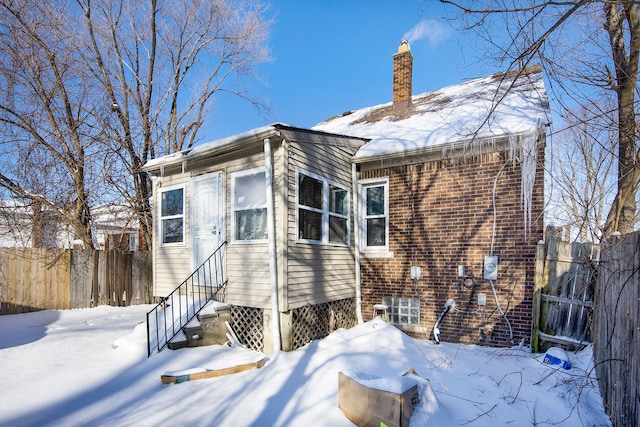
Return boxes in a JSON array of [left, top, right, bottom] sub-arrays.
[[264, 137, 281, 353]]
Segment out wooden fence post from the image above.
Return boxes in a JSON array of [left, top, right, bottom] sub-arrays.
[[531, 241, 546, 352], [70, 250, 95, 309]]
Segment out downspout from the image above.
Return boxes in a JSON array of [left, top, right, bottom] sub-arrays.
[[264, 138, 281, 352], [352, 163, 363, 323]]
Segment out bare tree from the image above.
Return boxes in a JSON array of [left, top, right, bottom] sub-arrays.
[[441, 0, 640, 238], [80, 0, 271, 249], [548, 106, 618, 242], [0, 0, 271, 249], [0, 1, 99, 247]]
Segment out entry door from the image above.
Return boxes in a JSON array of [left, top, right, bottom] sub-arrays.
[[190, 172, 224, 272]]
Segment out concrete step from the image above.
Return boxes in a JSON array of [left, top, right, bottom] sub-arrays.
[[168, 304, 232, 350]]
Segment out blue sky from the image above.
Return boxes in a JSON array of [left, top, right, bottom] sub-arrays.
[[203, 0, 493, 141]]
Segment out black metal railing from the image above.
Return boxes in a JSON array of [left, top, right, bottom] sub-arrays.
[[146, 241, 227, 357]]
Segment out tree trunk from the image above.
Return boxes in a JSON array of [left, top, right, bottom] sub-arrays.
[[603, 2, 640, 236]]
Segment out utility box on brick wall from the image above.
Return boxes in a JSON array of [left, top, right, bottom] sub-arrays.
[[338, 370, 420, 427]]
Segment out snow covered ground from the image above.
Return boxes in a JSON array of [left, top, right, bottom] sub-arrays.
[[0, 305, 610, 426]]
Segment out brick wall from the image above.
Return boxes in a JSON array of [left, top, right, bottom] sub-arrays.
[[358, 144, 545, 347], [393, 49, 412, 108]]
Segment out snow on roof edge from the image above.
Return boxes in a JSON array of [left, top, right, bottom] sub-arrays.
[[142, 123, 288, 171], [314, 65, 551, 161]]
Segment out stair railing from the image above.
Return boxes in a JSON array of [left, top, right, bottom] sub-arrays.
[[146, 241, 228, 357]]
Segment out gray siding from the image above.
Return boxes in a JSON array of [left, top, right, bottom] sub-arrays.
[[152, 144, 276, 302], [223, 148, 274, 309], [153, 174, 191, 296], [148, 126, 367, 312], [284, 138, 359, 309]]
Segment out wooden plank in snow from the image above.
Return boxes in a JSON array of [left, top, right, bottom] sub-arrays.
[[161, 358, 265, 384]]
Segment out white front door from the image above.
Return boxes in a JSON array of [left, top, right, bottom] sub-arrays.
[[190, 172, 224, 271]]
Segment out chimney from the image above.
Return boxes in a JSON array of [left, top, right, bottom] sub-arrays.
[[393, 39, 413, 110]]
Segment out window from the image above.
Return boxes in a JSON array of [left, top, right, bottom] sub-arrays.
[[159, 186, 184, 245], [232, 168, 267, 242], [129, 233, 138, 251], [361, 179, 388, 250], [297, 169, 349, 245], [383, 297, 420, 326]]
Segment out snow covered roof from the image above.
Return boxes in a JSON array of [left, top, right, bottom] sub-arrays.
[[314, 65, 550, 162], [142, 124, 286, 171]]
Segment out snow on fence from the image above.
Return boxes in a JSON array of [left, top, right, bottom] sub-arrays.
[[593, 231, 640, 427], [0, 248, 151, 314]]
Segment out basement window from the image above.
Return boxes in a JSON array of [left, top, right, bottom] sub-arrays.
[[382, 296, 420, 327], [159, 185, 184, 246], [297, 169, 349, 246]]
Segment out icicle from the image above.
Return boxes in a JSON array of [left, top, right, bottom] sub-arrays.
[[509, 129, 539, 238]]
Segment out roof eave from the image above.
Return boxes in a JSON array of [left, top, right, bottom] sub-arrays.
[[353, 130, 542, 169], [141, 125, 285, 174]]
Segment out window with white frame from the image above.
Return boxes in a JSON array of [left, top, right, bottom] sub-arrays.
[[232, 168, 267, 242], [159, 186, 184, 245], [361, 179, 388, 249], [297, 169, 349, 245], [383, 297, 420, 326]]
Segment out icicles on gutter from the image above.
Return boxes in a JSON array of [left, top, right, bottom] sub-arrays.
[[510, 129, 539, 238], [442, 127, 541, 237]]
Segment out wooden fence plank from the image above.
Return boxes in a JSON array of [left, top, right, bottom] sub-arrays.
[[60, 250, 71, 309], [97, 251, 107, 305], [15, 249, 25, 313], [1, 248, 151, 314], [6, 250, 16, 313], [70, 250, 89, 308], [0, 249, 8, 314], [594, 232, 639, 427], [132, 252, 151, 305], [535, 227, 596, 351]]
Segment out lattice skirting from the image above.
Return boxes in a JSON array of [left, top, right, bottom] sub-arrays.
[[230, 305, 264, 353], [291, 298, 357, 350], [229, 298, 357, 353]]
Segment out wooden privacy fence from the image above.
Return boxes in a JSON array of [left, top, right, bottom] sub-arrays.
[[593, 231, 639, 427], [532, 226, 599, 352], [0, 248, 152, 315]]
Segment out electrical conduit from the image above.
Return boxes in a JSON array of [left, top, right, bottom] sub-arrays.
[[491, 158, 513, 342]]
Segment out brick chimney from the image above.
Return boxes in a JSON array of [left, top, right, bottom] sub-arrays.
[[393, 39, 413, 110]]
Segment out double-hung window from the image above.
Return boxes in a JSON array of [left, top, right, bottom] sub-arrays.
[[297, 169, 349, 245], [232, 168, 268, 242], [361, 178, 389, 250], [159, 186, 185, 245]]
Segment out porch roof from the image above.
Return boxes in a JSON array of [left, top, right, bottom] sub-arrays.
[[142, 124, 285, 173], [141, 123, 369, 174]]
